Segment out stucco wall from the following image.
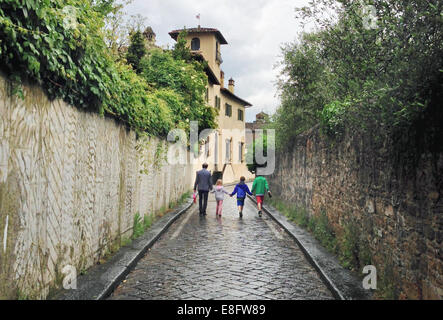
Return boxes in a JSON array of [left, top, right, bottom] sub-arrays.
[[268, 126, 442, 299], [0, 75, 193, 299]]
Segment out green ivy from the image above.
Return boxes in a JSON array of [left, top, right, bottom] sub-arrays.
[[140, 44, 218, 134], [0, 0, 216, 138]]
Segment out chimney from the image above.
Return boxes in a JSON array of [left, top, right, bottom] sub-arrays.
[[220, 71, 225, 88], [228, 78, 235, 93]]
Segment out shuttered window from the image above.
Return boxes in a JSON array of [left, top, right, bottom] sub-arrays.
[[225, 139, 231, 162], [238, 109, 243, 121], [225, 103, 232, 117], [238, 142, 244, 162]]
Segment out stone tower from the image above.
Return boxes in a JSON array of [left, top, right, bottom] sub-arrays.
[[143, 26, 157, 49]]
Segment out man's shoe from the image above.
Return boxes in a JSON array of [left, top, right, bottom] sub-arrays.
[[258, 210, 262, 217], [239, 211, 243, 218]]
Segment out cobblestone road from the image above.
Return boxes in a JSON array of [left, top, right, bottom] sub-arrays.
[[109, 185, 334, 300]]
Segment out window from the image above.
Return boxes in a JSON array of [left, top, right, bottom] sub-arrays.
[[214, 96, 220, 109], [191, 37, 200, 51], [238, 142, 244, 162], [238, 109, 244, 121], [205, 87, 209, 102], [225, 138, 232, 162], [205, 137, 210, 158], [225, 103, 232, 117], [215, 41, 222, 63]]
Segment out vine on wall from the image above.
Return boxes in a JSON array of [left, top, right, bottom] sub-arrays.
[[0, 0, 216, 137]]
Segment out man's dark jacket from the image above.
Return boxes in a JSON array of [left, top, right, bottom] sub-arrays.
[[194, 169, 213, 192]]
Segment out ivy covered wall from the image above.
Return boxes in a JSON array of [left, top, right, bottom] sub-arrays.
[[0, 74, 194, 299]]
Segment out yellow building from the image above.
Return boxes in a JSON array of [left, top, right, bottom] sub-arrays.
[[169, 26, 254, 183]]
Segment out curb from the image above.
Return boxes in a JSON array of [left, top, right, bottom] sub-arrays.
[[246, 194, 372, 300], [52, 198, 194, 300]]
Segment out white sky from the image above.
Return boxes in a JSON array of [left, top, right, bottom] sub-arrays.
[[123, 0, 312, 122]]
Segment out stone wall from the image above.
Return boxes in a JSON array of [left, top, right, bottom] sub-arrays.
[[268, 125, 442, 299], [0, 75, 194, 299]]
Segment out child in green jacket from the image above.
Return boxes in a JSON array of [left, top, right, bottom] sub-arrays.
[[251, 175, 272, 216]]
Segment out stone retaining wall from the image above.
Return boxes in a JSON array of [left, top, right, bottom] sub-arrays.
[[0, 75, 194, 299], [268, 126, 442, 299]]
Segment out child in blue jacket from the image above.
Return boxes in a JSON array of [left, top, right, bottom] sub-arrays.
[[230, 176, 253, 218]]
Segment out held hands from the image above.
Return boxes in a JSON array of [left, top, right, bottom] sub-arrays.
[[268, 191, 272, 198]]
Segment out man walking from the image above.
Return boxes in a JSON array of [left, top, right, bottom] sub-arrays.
[[251, 175, 272, 217], [194, 163, 213, 215]]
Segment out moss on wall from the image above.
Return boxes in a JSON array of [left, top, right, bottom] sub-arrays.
[[0, 173, 21, 299], [0, 75, 194, 299], [269, 125, 442, 299]]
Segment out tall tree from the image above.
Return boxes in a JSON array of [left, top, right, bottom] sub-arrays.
[[126, 30, 147, 73], [172, 30, 192, 62], [272, 0, 443, 150]]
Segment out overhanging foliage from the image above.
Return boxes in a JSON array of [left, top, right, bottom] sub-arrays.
[[0, 0, 216, 137]]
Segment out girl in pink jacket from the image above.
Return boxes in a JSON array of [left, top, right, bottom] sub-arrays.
[[210, 179, 230, 217]]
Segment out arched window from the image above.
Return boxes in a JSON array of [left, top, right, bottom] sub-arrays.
[[191, 37, 200, 50]]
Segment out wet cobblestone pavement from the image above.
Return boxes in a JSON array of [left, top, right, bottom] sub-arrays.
[[109, 185, 334, 300]]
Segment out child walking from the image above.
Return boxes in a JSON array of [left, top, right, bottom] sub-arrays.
[[210, 179, 230, 217], [230, 176, 253, 218], [251, 175, 272, 217]]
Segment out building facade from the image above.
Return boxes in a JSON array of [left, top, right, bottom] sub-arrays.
[[169, 27, 254, 183]]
